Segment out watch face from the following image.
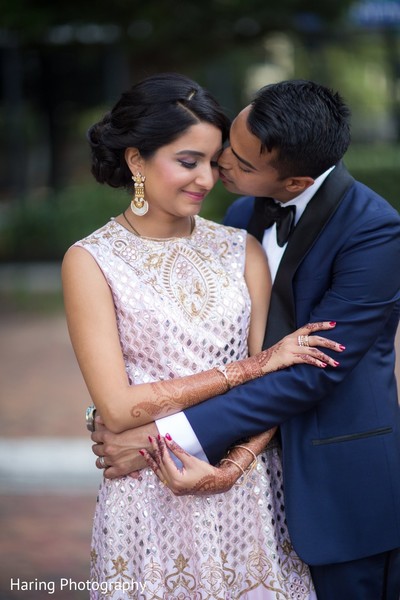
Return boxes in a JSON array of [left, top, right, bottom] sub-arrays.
[[86, 405, 96, 431]]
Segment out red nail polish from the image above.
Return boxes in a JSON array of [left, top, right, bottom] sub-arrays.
[[339, 345, 346, 350], [148, 435, 153, 443], [139, 449, 145, 456], [165, 433, 172, 441], [320, 362, 327, 368], [157, 434, 161, 441], [333, 360, 340, 366], [329, 321, 336, 326]]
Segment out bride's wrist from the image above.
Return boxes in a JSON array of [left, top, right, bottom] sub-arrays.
[[217, 459, 243, 487], [259, 347, 279, 375], [219, 457, 246, 476], [223, 357, 264, 389]]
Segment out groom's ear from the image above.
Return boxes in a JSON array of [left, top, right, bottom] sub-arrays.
[[285, 176, 315, 194]]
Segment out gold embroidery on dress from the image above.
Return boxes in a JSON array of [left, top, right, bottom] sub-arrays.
[[162, 245, 216, 320], [92, 543, 315, 599], [76, 217, 315, 600], [164, 553, 197, 594], [105, 556, 130, 580]]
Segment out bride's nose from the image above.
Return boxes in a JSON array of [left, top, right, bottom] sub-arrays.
[[195, 164, 217, 190]]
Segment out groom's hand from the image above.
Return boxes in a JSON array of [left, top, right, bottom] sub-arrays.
[[91, 417, 158, 479]]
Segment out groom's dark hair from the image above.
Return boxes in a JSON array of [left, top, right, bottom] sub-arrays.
[[248, 80, 351, 180]]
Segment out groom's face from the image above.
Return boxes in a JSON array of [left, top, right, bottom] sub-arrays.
[[218, 106, 293, 203]]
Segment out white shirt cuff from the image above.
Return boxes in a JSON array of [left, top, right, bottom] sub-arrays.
[[155, 412, 209, 466]]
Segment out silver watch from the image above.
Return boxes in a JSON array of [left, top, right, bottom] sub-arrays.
[[86, 405, 97, 432]]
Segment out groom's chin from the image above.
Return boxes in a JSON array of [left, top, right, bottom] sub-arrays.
[[219, 177, 239, 195]]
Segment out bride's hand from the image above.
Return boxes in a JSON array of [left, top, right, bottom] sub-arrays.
[[260, 321, 345, 374], [140, 435, 242, 496]]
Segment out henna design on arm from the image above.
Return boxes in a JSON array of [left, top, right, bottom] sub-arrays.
[[127, 322, 340, 427], [143, 430, 278, 497], [177, 470, 234, 496], [224, 355, 265, 387], [131, 368, 228, 421], [219, 428, 277, 485], [176, 430, 277, 496], [224, 342, 291, 386], [130, 347, 279, 424], [132, 350, 275, 424], [171, 459, 244, 497]]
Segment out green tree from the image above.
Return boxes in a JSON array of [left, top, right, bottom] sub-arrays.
[[0, 0, 354, 197], [2, 0, 353, 60]]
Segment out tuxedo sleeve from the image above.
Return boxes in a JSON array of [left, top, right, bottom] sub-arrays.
[[185, 207, 400, 464], [156, 412, 208, 465]]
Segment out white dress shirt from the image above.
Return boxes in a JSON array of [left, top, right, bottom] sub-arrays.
[[156, 167, 335, 462]]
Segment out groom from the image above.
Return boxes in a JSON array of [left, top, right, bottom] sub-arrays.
[[92, 80, 400, 599]]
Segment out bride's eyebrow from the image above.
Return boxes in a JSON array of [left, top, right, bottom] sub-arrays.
[[175, 150, 205, 157]]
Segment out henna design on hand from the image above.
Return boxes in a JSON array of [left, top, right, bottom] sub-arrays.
[[166, 437, 192, 460], [141, 449, 159, 474], [144, 431, 278, 497], [173, 466, 239, 496]]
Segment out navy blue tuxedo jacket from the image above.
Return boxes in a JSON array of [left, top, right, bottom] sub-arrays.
[[185, 163, 400, 565]]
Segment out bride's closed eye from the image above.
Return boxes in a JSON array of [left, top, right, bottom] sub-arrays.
[[179, 159, 197, 169]]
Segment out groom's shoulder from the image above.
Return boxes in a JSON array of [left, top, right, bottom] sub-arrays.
[[223, 196, 256, 228]]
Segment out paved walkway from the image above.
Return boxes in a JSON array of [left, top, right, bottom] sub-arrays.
[[0, 310, 100, 600], [0, 263, 399, 599]]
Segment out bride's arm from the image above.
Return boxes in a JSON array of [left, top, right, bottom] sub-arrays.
[[62, 243, 341, 434]]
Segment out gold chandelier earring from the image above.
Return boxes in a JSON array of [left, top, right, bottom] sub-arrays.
[[130, 172, 148, 216]]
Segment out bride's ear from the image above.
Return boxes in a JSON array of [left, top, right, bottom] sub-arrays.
[[125, 148, 143, 174]]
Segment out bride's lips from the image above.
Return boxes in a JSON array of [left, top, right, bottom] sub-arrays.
[[183, 190, 206, 201]]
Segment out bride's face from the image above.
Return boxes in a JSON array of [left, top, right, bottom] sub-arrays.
[[136, 122, 223, 219]]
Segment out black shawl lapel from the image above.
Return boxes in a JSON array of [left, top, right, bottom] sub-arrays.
[[263, 162, 354, 348]]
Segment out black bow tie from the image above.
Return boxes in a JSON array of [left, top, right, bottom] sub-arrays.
[[250, 197, 296, 247]]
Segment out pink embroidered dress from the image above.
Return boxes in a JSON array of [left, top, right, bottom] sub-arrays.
[[75, 215, 316, 600]]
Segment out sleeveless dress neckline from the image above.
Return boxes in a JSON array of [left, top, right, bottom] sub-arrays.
[[111, 215, 197, 243]]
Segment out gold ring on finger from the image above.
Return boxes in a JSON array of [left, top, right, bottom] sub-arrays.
[[298, 335, 309, 347], [298, 334, 310, 347]]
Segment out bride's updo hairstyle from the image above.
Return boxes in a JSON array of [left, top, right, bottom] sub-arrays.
[[88, 72, 230, 190]]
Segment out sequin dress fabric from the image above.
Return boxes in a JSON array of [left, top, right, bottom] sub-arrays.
[[75, 216, 316, 600]]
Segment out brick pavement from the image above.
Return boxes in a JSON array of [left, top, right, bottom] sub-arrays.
[[0, 494, 95, 600], [0, 304, 399, 600], [0, 311, 97, 600], [0, 312, 91, 438]]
